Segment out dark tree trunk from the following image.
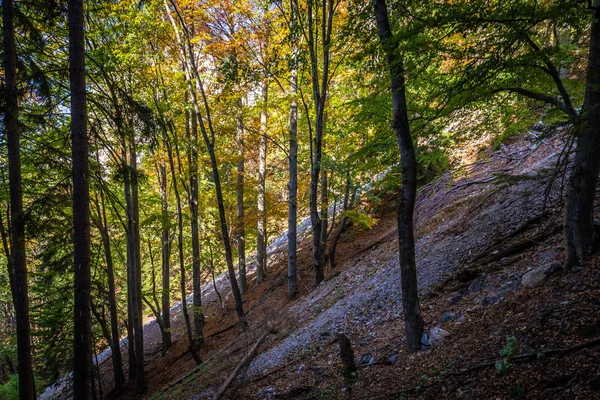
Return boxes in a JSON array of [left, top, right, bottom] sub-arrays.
[[69, 0, 92, 396], [128, 135, 146, 394], [320, 168, 329, 268], [165, 129, 201, 365], [121, 135, 141, 385], [305, 0, 333, 286], [158, 164, 172, 351], [257, 80, 268, 284], [564, 0, 600, 267], [337, 333, 356, 381], [236, 98, 247, 293], [95, 191, 125, 389], [2, 1, 35, 398], [189, 105, 205, 348], [329, 173, 352, 270], [288, 1, 299, 299], [373, 0, 424, 354]]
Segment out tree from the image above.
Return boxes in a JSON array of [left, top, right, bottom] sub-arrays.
[[236, 99, 248, 293], [287, 0, 300, 299], [164, 0, 247, 330], [69, 0, 92, 396], [373, 0, 424, 353], [564, 0, 600, 267], [2, 0, 36, 397], [301, 0, 337, 285], [256, 80, 269, 284], [158, 163, 173, 351], [92, 187, 125, 389]]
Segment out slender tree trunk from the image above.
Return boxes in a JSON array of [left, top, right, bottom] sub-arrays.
[[69, 0, 92, 395], [165, 131, 201, 365], [2, 1, 35, 398], [96, 191, 125, 389], [374, 0, 424, 353], [158, 164, 172, 352], [306, 0, 333, 286], [288, 1, 299, 298], [257, 81, 269, 284], [164, 0, 247, 329], [121, 138, 139, 382], [189, 106, 205, 348], [236, 98, 247, 293], [329, 173, 352, 270], [320, 168, 329, 268], [564, 0, 600, 267], [128, 135, 146, 393]]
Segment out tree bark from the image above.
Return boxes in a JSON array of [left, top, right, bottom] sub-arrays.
[[122, 139, 137, 382], [257, 80, 269, 284], [329, 172, 352, 270], [320, 168, 329, 268], [564, 0, 600, 267], [158, 164, 173, 352], [305, 0, 333, 285], [95, 190, 125, 389], [236, 98, 247, 293], [373, 0, 424, 353], [128, 134, 146, 393], [2, 0, 36, 398], [69, 0, 92, 396], [165, 122, 201, 365], [189, 104, 205, 348], [288, 1, 299, 299]]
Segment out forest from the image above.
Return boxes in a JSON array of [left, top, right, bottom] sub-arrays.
[[1, 0, 600, 399]]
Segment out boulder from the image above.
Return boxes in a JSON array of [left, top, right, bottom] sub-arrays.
[[521, 262, 559, 288], [429, 327, 450, 345]]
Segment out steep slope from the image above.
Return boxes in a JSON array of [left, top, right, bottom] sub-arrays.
[[42, 128, 600, 400]]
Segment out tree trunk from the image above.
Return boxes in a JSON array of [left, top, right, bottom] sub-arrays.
[[158, 164, 172, 352], [121, 135, 140, 384], [2, 0, 36, 398], [320, 168, 329, 268], [329, 172, 352, 270], [96, 191, 125, 389], [306, 0, 333, 286], [373, 0, 424, 354], [69, 0, 92, 396], [288, 2, 299, 299], [236, 98, 247, 293], [128, 135, 146, 393], [165, 128, 202, 365], [564, 0, 600, 267], [257, 80, 269, 284], [189, 105, 205, 348]]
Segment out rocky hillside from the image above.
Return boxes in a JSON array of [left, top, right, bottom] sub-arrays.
[[43, 129, 600, 399]]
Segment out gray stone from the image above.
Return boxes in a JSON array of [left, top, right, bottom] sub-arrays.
[[421, 332, 432, 348], [429, 327, 450, 345], [521, 262, 559, 288], [440, 312, 456, 323], [467, 278, 485, 293], [448, 293, 463, 305], [358, 352, 374, 365], [481, 294, 500, 306]]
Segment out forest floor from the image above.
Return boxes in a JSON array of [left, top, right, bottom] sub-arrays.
[[44, 128, 600, 399]]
